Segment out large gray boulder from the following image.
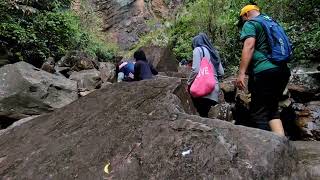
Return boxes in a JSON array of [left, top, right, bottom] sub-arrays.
[[69, 69, 101, 92], [0, 77, 297, 179], [141, 45, 179, 72], [0, 62, 78, 121]]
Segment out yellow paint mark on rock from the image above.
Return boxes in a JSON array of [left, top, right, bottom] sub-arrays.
[[104, 162, 111, 174]]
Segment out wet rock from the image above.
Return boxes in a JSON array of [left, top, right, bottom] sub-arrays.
[[0, 62, 78, 122], [141, 45, 178, 72], [0, 77, 297, 179], [69, 69, 101, 92]]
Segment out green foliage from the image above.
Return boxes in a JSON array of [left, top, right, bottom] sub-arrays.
[[284, 0, 320, 67], [0, 0, 116, 67], [34, 11, 82, 59], [169, 8, 197, 61], [124, 21, 171, 58], [76, 0, 119, 62], [167, 0, 246, 73], [83, 34, 118, 62]]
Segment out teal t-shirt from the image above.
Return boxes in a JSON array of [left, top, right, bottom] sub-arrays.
[[240, 18, 278, 74]]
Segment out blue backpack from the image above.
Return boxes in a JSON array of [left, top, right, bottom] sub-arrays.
[[252, 14, 293, 62]]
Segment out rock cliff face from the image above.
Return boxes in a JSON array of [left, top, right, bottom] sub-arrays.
[[94, 0, 183, 49], [0, 77, 297, 179]]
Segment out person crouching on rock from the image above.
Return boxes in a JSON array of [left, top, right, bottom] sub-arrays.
[[116, 60, 135, 82], [133, 49, 158, 81], [187, 33, 224, 118]]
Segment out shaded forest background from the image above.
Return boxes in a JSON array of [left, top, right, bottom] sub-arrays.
[[0, 0, 319, 73]]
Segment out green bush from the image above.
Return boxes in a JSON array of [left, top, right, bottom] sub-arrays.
[[0, 0, 116, 67], [76, 0, 119, 62]]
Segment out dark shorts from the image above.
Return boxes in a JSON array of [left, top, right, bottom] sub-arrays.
[[248, 66, 290, 130]]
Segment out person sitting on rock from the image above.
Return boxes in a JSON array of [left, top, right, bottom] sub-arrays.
[[133, 50, 158, 81], [116, 60, 135, 82]]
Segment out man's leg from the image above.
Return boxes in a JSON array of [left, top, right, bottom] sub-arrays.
[[268, 68, 290, 137], [192, 98, 215, 118], [192, 98, 209, 118], [269, 119, 285, 136], [250, 69, 283, 133]]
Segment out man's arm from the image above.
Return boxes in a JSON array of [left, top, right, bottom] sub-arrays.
[[236, 37, 256, 90]]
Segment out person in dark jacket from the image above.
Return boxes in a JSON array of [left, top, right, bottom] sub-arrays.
[[133, 50, 158, 81]]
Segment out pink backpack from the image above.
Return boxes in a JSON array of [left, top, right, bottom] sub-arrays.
[[190, 47, 216, 97]]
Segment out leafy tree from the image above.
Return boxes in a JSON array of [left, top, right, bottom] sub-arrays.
[[0, 0, 116, 67]]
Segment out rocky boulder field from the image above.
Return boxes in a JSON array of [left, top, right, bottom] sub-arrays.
[[0, 77, 299, 179], [0, 73, 319, 179], [0, 56, 319, 179]]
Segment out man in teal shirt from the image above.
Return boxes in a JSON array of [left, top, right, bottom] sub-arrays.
[[236, 4, 291, 136]]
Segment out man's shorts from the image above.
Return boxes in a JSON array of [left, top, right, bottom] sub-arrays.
[[249, 66, 290, 131]]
